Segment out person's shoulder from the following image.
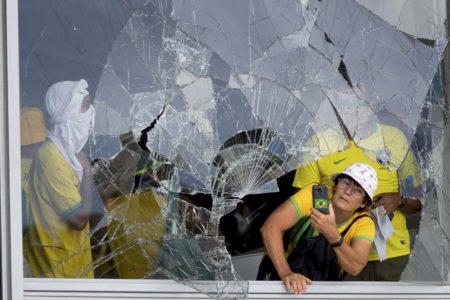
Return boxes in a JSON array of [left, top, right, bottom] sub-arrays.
[[380, 124, 408, 140], [36, 140, 65, 164], [313, 129, 347, 155], [291, 183, 317, 200], [300, 183, 317, 193], [38, 139, 57, 152], [348, 212, 375, 241], [352, 211, 374, 226]]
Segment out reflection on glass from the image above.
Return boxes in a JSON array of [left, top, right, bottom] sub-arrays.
[[20, 107, 48, 277], [23, 80, 95, 278], [19, 0, 449, 298]]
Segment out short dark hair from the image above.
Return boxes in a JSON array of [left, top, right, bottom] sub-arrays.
[[356, 194, 372, 212]]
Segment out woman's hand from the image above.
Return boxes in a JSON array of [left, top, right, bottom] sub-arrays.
[[281, 272, 312, 294], [373, 192, 401, 215], [311, 203, 341, 243]]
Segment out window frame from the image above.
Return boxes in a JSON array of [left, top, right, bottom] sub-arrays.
[[22, 279, 450, 299], [1, 0, 24, 299], [1, 0, 449, 299]]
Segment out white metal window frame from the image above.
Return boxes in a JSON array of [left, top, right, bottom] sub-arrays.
[[1, 0, 24, 299], [20, 279, 450, 299], [1, 0, 450, 299]]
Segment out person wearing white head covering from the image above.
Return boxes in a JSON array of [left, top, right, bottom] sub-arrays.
[[45, 79, 95, 181], [24, 79, 95, 278]]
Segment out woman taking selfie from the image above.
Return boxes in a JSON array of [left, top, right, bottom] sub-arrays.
[[258, 163, 377, 294]]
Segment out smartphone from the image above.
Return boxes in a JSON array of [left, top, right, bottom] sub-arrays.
[[313, 184, 329, 214]]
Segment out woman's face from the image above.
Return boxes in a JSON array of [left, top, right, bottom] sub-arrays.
[[332, 175, 367, 213]]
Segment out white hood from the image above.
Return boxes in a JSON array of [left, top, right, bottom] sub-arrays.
[[45, 79, 95, 182]]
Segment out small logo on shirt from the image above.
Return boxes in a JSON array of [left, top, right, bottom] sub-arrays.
[[333, 158, 347, 165], [376, 149, 391, 167], [400, 240, 408, 245]]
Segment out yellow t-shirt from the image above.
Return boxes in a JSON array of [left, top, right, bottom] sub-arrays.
[[289, 184, 375, 250], [21, 157, 32, 195], [106, 190, 166, 278], [293, 125, 422, 260], [22, 157, 33, 236], [24, 141, 93, 278]]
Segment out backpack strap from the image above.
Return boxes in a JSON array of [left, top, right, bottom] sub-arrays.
[[289, 217, 311, 248]]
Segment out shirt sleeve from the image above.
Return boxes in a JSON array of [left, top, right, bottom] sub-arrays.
[[293, 162, 321, 188], [289, 184, 315, 219], [34, 145, 81, 217], [350, 215, 375, 242], [398, 148, 423, 189], [382, 125, 423, 190]]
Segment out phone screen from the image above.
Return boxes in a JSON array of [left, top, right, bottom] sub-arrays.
[[313, 184, 329, 214]]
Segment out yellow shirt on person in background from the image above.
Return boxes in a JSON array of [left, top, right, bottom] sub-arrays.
[[21, 157, 33, 195], [22, 157, 33, 236], [106, 190, 166, 278], [293, 125, 422, 261], [24, 141, 93, 278]]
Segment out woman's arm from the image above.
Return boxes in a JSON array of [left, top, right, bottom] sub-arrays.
[[333, 238, 372, 276], [374, 192, 422, 215], [66, 151, 93, 231], [260, 199, 312, 294], [310, 205, 373, 276]]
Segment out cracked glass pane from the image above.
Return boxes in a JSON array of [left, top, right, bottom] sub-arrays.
[[19, 0, 449, 298]]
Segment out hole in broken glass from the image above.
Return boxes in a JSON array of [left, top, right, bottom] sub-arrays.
[[88, 0, 449, 290]]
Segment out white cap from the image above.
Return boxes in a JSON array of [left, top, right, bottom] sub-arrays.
[[331, 163, 378, 200]]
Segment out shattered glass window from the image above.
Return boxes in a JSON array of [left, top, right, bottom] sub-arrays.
[[19, 0, 450, 298]]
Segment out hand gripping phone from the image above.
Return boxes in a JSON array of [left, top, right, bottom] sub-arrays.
[[313, 184, 329, 214]]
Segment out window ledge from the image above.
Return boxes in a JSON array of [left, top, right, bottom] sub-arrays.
[[24, 279, 450, 299]]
